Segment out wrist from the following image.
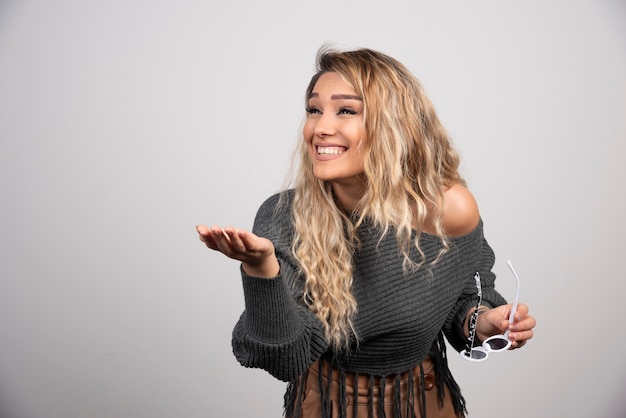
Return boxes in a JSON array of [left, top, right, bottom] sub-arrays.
[[242, 256, 280, 278], [476, 306, 490, 316], [474, 307, 490, 343], [464, 305, 490, 337]]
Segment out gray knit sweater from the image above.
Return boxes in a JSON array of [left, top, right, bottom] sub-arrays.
[[231, 190, 507, 414]]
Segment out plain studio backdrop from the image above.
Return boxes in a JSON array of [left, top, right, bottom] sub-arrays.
[[1, 1, 625, 417]]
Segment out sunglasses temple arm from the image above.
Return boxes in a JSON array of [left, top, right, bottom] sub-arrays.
[[505, 260, 521, 336], [464, 273, 482, 356]]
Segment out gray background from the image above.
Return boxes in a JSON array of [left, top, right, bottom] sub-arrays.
[[1, 0, 625, 417]]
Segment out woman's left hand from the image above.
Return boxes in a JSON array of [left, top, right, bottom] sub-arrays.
[[476, 303, 536, 349]]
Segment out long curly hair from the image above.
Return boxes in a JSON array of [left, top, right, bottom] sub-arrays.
[[290, 46, 465, 350]]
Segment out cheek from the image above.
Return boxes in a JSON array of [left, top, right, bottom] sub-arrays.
[[303, 123, 318, 151], [350, 126, 366, 148], [302, 121, 314, 142]]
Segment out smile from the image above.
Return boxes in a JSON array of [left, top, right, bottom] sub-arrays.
[[317, 146, 346, 155]]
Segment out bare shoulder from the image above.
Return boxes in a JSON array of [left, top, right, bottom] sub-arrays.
[[442, 183, 480, 237]]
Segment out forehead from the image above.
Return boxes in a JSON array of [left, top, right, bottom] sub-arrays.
[[310, 72, 357, 95]]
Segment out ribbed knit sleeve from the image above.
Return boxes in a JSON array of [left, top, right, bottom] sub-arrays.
[[442, 231, 508, 352], [231, 192, 329, 382]]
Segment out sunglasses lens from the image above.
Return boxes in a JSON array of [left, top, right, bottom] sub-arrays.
[[460, 348, 487, 361], [484, 336, 510, 351]]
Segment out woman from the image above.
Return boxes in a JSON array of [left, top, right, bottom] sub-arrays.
[[197, 47, 536, 418]]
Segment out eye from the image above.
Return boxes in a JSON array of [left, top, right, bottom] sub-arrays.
[[305, 107, 321, 115], [338, 107, 357, 115]]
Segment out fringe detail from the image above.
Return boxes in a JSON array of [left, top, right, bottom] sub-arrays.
[[339, 368, 347, 418], [434, 332, 467, 416], [419, 363, 427, 418], [407, 368, 416, 418], [283, 334, 466, 418], [378, 377, 387, 418], [353, 372, 359, 418], [283, 380, 295, 418], [320, 360, 333, 418], [284, 370, 307, 418], [394, 375, 402, 418], [368, 375, 375, 418]]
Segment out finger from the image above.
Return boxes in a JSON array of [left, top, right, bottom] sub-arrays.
[[510, 316, 536, 333], [509, 304, 535, 329], [196, 224, 210, 242], [213, 225, 231, 241], [510, 339, 527, 349], [197, 224, 221, 242], [196, 225, 220, 249], [223, 227, 248, 254], [513, 303, 529, 322], [210, 226, 236, 255], [202, 235, 220, 250], [236, 229, 260, 251], [508, 328, 534, 349]]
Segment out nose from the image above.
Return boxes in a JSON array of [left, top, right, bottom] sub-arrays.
[[313, 113, 336, 137]]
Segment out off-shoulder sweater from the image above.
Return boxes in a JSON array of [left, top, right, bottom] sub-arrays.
[[231, 190, 507, 417]]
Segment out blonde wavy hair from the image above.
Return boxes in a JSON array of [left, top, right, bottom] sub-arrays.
[[290, 47, 465, 350]]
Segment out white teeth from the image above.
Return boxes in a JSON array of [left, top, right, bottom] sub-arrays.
[[317, 146, 345, 155]]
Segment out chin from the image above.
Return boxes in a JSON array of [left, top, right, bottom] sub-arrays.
[[312, 172, 333, 182], [312, 166, 337, 181]]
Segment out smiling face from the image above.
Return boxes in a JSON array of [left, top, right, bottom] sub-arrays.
[[303, 72, 366, 192]]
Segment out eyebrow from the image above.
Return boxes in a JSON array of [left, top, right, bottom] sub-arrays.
[[308, 93, 362, 101]]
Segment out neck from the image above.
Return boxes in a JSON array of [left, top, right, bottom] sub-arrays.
[[331, 178, 366, 212]]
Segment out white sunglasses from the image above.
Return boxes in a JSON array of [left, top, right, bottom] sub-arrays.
[[460, 260, 520, 362]]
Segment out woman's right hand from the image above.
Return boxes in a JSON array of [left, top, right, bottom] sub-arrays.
[[196, 224, 280, 278]]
